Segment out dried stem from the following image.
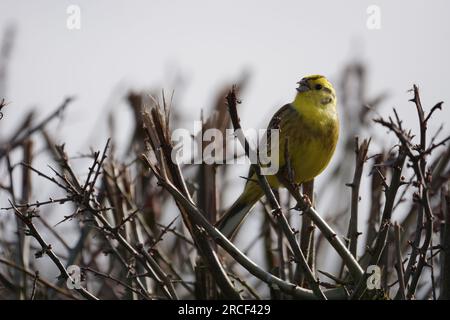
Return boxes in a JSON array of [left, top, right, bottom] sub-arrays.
[[346, 137, 370, 258], [7, 200, 98, 300], [394, 222, 406, 300]]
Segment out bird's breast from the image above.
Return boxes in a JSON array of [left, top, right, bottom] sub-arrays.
[[281, 111, 339, 183]]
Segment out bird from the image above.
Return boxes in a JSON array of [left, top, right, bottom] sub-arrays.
[[216, 75, 339, 239]]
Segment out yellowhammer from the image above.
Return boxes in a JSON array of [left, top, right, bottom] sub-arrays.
[[216, 75, 339, 238]]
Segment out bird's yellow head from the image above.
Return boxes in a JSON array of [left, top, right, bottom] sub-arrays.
[[294, 75, 336, 110]]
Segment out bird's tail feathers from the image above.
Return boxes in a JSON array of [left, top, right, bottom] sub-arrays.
[[216, 191, 260, 239]]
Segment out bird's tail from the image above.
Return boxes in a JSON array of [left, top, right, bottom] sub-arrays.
[[216, 186, 263, 239]]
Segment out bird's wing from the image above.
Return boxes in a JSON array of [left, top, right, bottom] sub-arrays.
[[245, 103, 298, 182], [267, 103, 296, 131]]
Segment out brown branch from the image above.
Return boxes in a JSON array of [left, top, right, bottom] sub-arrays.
[[142, 158, 319, 300], [0, 97, 74, 160], [29, 271, 39, 300], [0, 257, 79, 300], [374, 85, 440, 299], [82, 267, 151, 300], [365, 153, 386, 249], [300, 180, 316, 279], [142, 101, 242, 300], [278, 175, 364, 284], [7, 200, 98, 300], [440, 187, 450, 299], [351, 142, 406, 299], [394, 222, 406, 300], [346, 137, 370, 258]]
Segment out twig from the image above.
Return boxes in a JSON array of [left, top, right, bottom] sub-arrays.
[[1, 196, 75, 210], [143, 99, 247, 299], [394, 223, 406, 300], [300, 180, 316, 277], [0, 257, 78, 300], [0, 97, 74, 160], [374, 86, 438, 299], [227, 273, 262, 300], [352, 134, 406, 299], [318, 270, 351, 286], [83, 267, 151, 300], [346, 137, 370, 258], [7, 200, 98, 300], [277, 174, 364, 282], [440, 187, 450, 299], [141, 161, 319, 300], [29, 271, 39, 300], [365, 153, 386, 249]]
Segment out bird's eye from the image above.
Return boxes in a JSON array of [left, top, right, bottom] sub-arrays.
[[315, 84, 323, 90]]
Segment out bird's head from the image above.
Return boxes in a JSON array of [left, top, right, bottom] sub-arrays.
[[295, 75, 336, 108]]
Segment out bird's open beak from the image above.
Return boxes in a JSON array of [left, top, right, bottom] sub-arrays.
[[296, 79, 310, 93]]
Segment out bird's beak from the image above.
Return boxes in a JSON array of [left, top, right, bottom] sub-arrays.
[[296, 79, 310, 93]]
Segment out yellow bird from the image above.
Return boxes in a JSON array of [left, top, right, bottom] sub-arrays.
[[216, 75, 339, 239]]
